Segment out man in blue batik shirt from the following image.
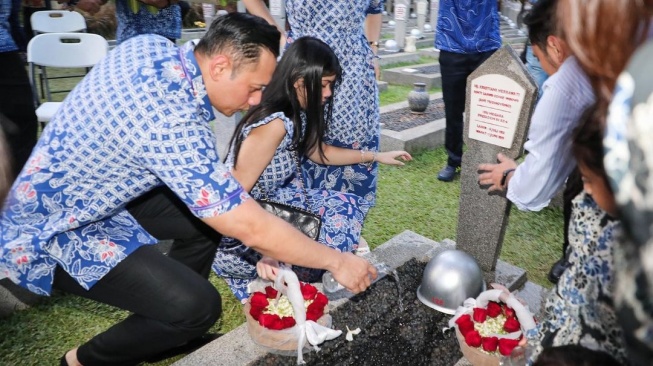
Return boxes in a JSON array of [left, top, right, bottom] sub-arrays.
[[435, 0, 501, 182], [0, 14, 376, 365]]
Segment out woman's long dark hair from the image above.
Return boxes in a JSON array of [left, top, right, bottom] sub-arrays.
[[229, 36, 341, 167]]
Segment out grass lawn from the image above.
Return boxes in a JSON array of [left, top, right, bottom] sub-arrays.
[[2, 63, 562, 365]]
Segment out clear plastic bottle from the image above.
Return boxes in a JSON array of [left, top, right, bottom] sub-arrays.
[[321, 262, 391, 293]]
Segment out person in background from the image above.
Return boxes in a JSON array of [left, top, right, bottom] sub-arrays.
[[0, 0, 38, 179], [0, 14, 375, 366], [477, 0, 592, 284], [22, 0, 51, 42], [523, 0, 549, 98], [114, 0, 182, 44], [435, 0, 501, 182], [212, 36, 411, 302], [526, 105, 626, 364], [557, 1, 653, 363], [243, 1, 384, 224]]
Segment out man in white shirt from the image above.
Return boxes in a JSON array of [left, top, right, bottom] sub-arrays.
[[477, 0, 594, 283]]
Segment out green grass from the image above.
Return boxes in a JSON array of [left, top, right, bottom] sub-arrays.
[[0, 148, 562, 366], [380, 56, 438, 71], [7, 62, 563, 365]]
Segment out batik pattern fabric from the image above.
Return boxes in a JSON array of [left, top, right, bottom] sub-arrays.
[[212, 112, 371, 302], [115, 0, 181, 44], [603, 39, 653, 364], [435, 0, 501, 53], [0, 0, 18, 52], [285, 0, 382, 206], [527, 192, 626, 364], [0, 36, 248, 295]]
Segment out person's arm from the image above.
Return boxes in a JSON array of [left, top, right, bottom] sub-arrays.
[[478, 63, 589, 210], [242, 0, 286, 47], [308, 144, 412, 167], [364, 7, 383, 80], [230, 118, 286, 192], [477, 153, 518, 193], [203, 200, 377, 293]]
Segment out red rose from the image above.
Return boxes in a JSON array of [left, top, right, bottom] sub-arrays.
[[280, 316, 296, 329], [458, 319, 475, 337], [473, 307, 488, 323], [487, 301, 502, 318], [464, 330, 482, 348], [312, 292, 328, 308], [307, 299, 326, 315], [481, 336, 499, 352], [300, 282, 318, 300], [504, 305, 516, 319], [455, 314, 472, 326], [265, 286, 278, 299], [250, 292, 269, 310], [498, 338, 520, 356], [249, 304, 264, 320], [259, 313, 284, 330], [503, 317, 521, 333], [306, 306, 323, 322]]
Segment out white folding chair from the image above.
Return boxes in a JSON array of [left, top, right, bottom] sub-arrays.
[[30, 10, 87, 35], [30, 10, 88, 99], [27, 33, 109, 126]]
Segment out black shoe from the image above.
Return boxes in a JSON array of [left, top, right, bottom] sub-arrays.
[[60, 354, 68, 366], [145, 333, 222, 363], [547, 258, 570, 284], [437, 165, 458, 182]]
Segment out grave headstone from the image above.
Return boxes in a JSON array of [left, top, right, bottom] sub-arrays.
[[236, 0, 245, 13], [268, 0, 286, 33], [416, 0, 428, 33], [456, 45, 537, 281], [394, 0, 409, 50], [430, 0, 439, 36]]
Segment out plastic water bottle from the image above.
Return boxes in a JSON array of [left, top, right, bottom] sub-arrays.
[[321, 263, 391, 293]]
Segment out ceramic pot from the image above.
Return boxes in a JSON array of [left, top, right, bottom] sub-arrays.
[[408, 82, 429, 113]]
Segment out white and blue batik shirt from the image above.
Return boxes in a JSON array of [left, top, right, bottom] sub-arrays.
[[0, 35, 249, 295], [435, 0, 501, 54]]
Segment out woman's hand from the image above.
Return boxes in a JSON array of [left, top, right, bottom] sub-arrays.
[[376, 151, 412, 166], [256, 256, 280, 280]]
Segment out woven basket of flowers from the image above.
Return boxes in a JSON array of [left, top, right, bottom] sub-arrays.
[[244, 266, 341, 363], [449, 289, 536, 365]]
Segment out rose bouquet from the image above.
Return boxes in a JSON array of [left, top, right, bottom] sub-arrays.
[[244, 266, 341, 364], [448, 289, 536, 366], [247, 282, 329, 330]]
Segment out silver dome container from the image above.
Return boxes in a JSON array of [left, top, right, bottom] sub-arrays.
[[416, 250, 486, 314]]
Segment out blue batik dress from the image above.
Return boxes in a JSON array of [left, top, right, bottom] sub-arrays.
[[212, 112, 371, 301], [285, 0, 383, 206]]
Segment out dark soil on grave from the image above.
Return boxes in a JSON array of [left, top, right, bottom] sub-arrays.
[[380, 98, 445, 132], [250, 258, 462, 366]]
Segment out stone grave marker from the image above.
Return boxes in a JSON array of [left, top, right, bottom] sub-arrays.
[[268, 0, 286, 33], [416, 0, 428, 33], [394, 0, 409, 49], [456, 45, 537, 281], [430, 0, 439, 35]]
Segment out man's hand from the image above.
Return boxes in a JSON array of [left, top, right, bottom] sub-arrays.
[[59, 0, 103, 14], [256, 256, 280, 280], [330, 253, 377, 294], [477, 153, 518, 192]]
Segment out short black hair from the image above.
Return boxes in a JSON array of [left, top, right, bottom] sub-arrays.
[[523, 0, 558, 50], [195, 13, 280, 72], [572, 103, 610, 191]]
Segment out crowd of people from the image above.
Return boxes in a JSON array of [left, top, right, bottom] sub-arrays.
[[1, 0, 653, 365]]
